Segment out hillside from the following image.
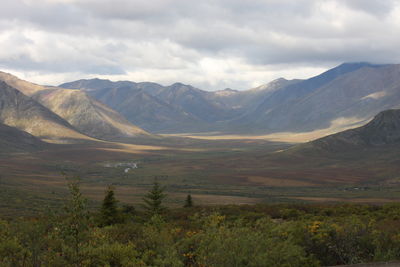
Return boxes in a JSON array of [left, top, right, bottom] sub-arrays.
[[0, 72, 150, 140], [0, 81, 90, 141], [0, 122, 46, 152], [309, 109, 400, 151]]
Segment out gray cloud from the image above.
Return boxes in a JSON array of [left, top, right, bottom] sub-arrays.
[[343, 0, 397, 17], [0, 0, 399, 90]]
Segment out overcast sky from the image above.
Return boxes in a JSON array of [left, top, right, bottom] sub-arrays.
[[1, 0, 399, 90]]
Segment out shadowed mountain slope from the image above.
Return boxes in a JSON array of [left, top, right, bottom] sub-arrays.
[[0, 122, 46, 152], [311, 109, 400, 150], [0, 72, 149, 140], [0, 81, 90, 141]]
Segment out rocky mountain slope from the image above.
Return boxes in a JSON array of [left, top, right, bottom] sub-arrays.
[[0, 72, 149, 140], [0, 81, 89, 141]]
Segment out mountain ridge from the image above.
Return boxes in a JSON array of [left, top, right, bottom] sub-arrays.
[[0, 81, 91, 141], [0, 72, 150, 140], [60, 76, 300, 132], [7, 61, 398, 139]]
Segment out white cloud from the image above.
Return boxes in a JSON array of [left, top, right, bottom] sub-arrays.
[[0, 0, 400, 90]]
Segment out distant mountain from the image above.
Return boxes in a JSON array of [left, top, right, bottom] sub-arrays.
[[60, 77, 297, 133], [310, 109, 400, 151], [0, 72, 149, 140], [151, 82, 234, 122], [213, 78, 301, 117], [0, 122, 46, 152], [233, 62, 390, 132], [61, 79, 204, 132], [61, 62, 400, 136], [0, 81, 89, 141], [62, 80, 206, 132]]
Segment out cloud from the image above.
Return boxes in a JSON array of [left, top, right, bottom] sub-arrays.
[[0, 0, 399, 90]]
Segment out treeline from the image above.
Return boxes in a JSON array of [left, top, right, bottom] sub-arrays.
[[2, 180, 400, 266]]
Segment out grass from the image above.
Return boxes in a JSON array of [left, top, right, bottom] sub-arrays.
[[1, 134, 400, 216]]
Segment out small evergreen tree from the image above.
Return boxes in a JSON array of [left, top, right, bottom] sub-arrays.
[[142, 180, 167, 216], [100, 185, 120, 226], [184, 194, 193, 208], [60, 178, 89, 266]]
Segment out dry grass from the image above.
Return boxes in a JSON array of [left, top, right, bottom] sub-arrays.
[[163, 116, 369, 143]]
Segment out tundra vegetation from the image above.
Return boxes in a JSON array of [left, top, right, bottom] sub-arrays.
[[2, 179, 400, 267]]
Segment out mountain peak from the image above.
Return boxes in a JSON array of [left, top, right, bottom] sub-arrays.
[[272, 77, 288, 82], [251, 77, 292, 92], [0, 71, 48, 96], [169, 82, 191, 88]]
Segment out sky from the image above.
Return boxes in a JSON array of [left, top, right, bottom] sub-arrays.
[[1, 0, 400, 91]]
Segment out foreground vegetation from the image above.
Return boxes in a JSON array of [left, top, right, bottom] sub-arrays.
[[2, 180, 400, 266]]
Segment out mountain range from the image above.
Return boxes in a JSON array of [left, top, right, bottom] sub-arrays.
[[2, 62, 400, 145], [60, 62, 400, 135], [60, 76, 299, 133]]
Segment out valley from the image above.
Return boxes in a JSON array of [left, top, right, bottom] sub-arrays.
[[4, 2, 400, 265], [1, 130, 400, 216], [2, 63, 400, 216]]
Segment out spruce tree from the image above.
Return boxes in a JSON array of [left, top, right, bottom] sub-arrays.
[[61, 178, 89, 266], [100, 185, 119, 226], [184, 194, 193, 208], [142, 180, 167, 216]]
